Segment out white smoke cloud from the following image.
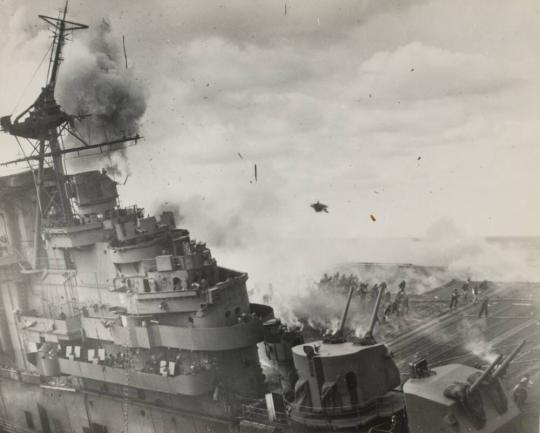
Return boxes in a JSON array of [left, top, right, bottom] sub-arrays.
[[462, 319, 499, 364], [218, 218, 540, 333]]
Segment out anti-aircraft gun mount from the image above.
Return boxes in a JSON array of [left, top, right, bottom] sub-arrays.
[[288, 282, 404, 430], [322, 281, 386, 345], [357, 281, 386, 346], [322, 285, 356, 344], [403, 340, 526, 433]]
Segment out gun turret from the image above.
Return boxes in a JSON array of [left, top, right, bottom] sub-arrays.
[[492, 340, 526, 380], [406, 342, 525, 432], [324, 286, 355, 343], [359, 282, 386, 345], [468, 354, 503, 395], [291, 280, 404, 428], [338, 286, 355, 337]]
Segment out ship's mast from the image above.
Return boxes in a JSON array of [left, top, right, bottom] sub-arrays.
[[46, 2, 70, 89], [36, 2, 85, 242], [0, 2, 141, 269]]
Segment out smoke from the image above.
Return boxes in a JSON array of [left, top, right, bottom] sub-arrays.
[[224, 218, 539, 337], [410, 219, 537, 283], [150, 180, 282, 249], [461, 319, 499, 364], [57, 19, 147, 176]]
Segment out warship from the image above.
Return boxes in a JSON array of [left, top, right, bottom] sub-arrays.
[[0, 5, 532, 433]]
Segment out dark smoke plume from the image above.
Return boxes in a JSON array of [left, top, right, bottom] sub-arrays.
[[58, 19, 147, 145]]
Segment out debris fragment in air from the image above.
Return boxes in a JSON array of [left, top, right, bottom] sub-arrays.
[[237, 152, 243, 160], [311, 201, 328, 213], [370, 214, 376, 222]]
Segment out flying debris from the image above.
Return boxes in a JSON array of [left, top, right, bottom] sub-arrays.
[[370, 214, 377, 222], [310, 201, 329, 213], [122, 35, 128, 69], [254, 164, 258, 182], [237, 152, 243, 159], [417, 156, 421, 161]]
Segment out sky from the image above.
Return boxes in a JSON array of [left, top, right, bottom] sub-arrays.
[[0, 0, 539, 283]]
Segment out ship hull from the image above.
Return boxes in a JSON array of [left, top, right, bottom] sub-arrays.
[[0, 377, 233, 433], [0, 376, 402, 433], [0, 375, 530, 433]]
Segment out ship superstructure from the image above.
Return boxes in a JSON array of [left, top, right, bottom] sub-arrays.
[[0, 4, 270, 433], [0, 164, 268, 408], [0, 167, 271, 432], [0, 4, 532, 433]]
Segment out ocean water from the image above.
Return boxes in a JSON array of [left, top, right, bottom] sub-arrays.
[[487, 236, 540, 278]]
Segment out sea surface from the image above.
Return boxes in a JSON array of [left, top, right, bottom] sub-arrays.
[[487, 236, 540, 278]]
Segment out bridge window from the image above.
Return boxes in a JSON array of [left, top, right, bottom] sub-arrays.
[[345, 372, 358, 407], [63, 250, 76, 270], [90, 423, 108, 433], [0, 213, 8, 256], [24, 411, 34, 429], [143, 279, 150, 293]]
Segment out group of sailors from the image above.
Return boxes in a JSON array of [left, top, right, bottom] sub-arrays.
[[381, 281, 410, 322], [103, 352, 129, 369], [61, 343, 212, 377], [319, 273, 411, 323], [103, 350, 213, 377], [449, 279, 490, 317], [141, 353, 212, 376]]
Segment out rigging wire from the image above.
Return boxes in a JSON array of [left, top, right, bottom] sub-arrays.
[[14, 136, 43, 214], [10, 43, 53, 116], [0, 141, 137, 175]]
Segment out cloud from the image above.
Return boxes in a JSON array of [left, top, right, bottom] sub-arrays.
[[355, 42, 518, 101], [1, 0, 539, 246]]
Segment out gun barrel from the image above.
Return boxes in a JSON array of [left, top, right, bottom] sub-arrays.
[[366, 283, 385, 337], [469, 354, 503, 394], [492, 340, 526, 380], [338, 286, 355, 336]]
